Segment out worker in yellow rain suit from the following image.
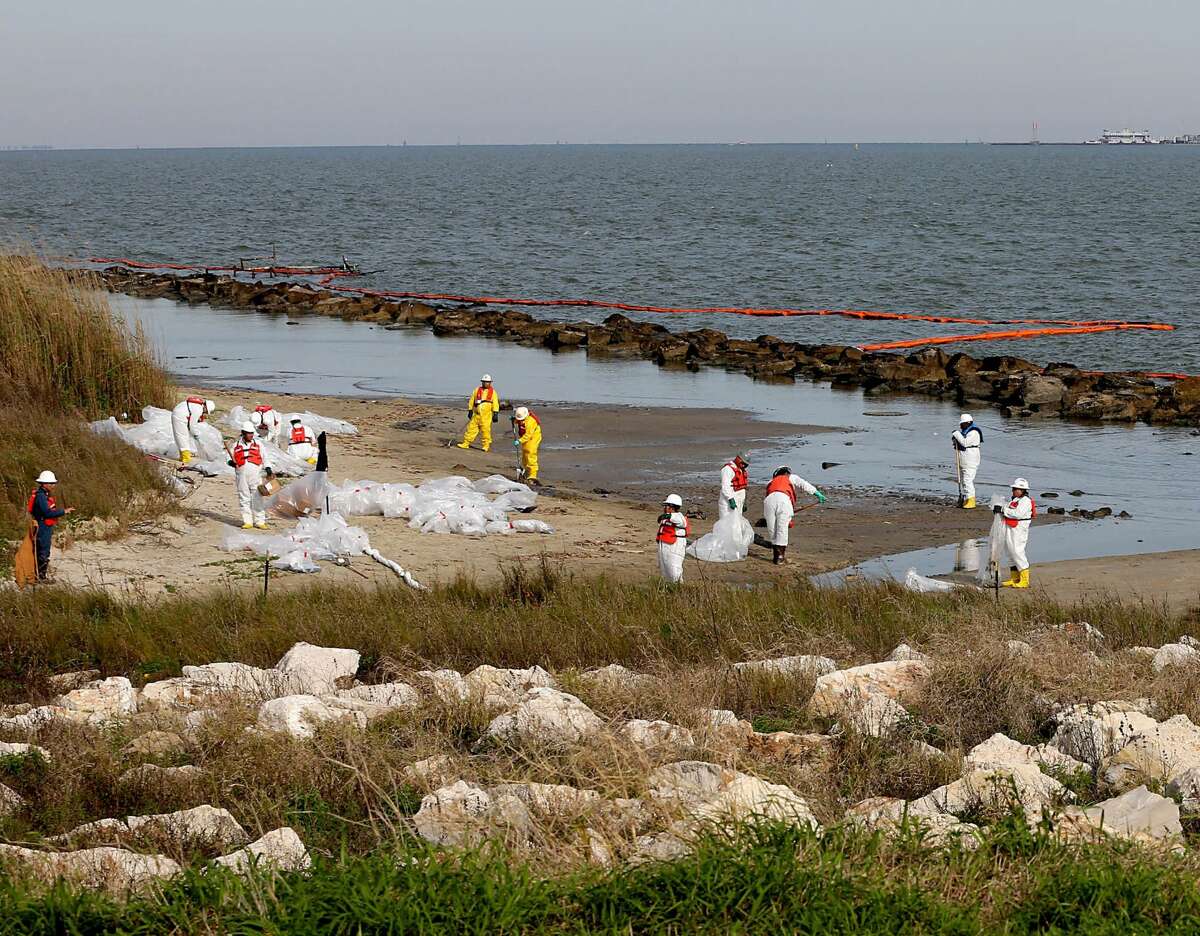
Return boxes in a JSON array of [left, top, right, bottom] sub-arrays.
[[512, 406, 542, 485], [456, 374, 500, 452]]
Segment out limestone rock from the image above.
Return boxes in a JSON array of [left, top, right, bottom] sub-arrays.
[[484, 688, 603, 747], [579, 664, 659, 693], [844, 797, 981, 849], [402, 755, 457, 787], [964, 733, 1088, 775], [621, 719, 695, 750], [648, 760, 820, 831], [1104, 714, 1200, 785], [0, 782, 26, 817], [1058, 785, 1181, 843], [1152, 643, 1200, 673], [55, 676, 137, 722], [413, 780, 532, 847], [139, 677, 209, 710], [46, 670, 101, 692], [909, 764, 1069, 820], [274, 642, 360, 695], [125, 805, 250, 850], [887, 643, 929, 663], [748, 731, 831, 762], [118, 764, 204, 788], [122, 731, 187, 756], [0, 740, 51, 762], [731, 655, 837, 679], [182, 708, 220, 740], [1166, 766, 1200, 812], [1049, 702, 1159, 766], [1005, 640, 1034, 657], [810, 660, 928, 737], [0, 704, 75, 730], [181, 662, 303, 699], [327, 682, 419, 720], [489, 781, 601, 816], [417, 669, 470, 703], [629, 830, 693, 864], [463, 665, 556, 705], [702, 709, 740, 729], [212, 827, 311, 874], [0, 844, 181, 893], [255, 695, 367, 739]]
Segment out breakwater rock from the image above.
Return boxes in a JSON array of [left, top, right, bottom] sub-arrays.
[[94, 267, 1200, 427]]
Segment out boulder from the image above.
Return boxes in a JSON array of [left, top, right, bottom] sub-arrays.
[[578, 664, 660, 693], [620, 719, 695, 750], [909, 765, 1069, 820], [1049, 702, 1159, 765], [0, 782, 25, 817], [412, 780, 531, 847], [844, 797, 981, 849], [118, 764, 204, 788], [484, 688, 603, 746], [139, 677, 210, 710], [1103, 714, 1200, 785], [1151, 642, 1200, 672], [488, 782, 601, 816], [212, 827, 311, 874], [274, 642, 360, 695], [55, 676, 137, 721], [46, 670, 101, 692], [747, 731, 831, 762], [1166, 766, 1200, 812], [887, 643, 929, 663], [964, 733, 1088, 775], [122, 731, 187, 756], [327, 682, 419, 720], [417, 669, 470, 703], [647, 760, 820, 830], [0, 740, 50, 762], [731, 655, 837, 679], [255, 695, 367, 739], [1057, 785, 1181, 843], [1019, 375, 1069, 408], [809, 660, 929, 736], [0, 705, 70, 731], [0, 844, 180, 894], [125, 805, 249, 851], [402, 755, 457, 787], [463, 665, 556, 705], [180, 662, 303, 699]]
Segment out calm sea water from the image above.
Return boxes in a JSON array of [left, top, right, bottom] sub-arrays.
[[2, 144, 1198, 371]]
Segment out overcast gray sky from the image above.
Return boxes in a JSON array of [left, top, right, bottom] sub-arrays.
[[3, 0, 1196, 147]]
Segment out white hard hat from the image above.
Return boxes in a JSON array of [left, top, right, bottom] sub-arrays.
[[481, 374, 493, 382], [204, 400, 216, 414], [36, 470, 58, 484], [241, 421, 256, 433], [514, 406, 529, 420], [1012, 477, 1029, 489], [664, 493, 683, 508], [959, 413, 973, 424], [290, 417, 302, 424]]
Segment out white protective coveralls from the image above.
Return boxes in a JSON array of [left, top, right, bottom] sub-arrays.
[[763, 474, 817, 547], [170, 398, 209, 461], [252, 407, 282, 446], [656, 510, 690, 583], [1001, 493, 1034, 572], [952, 422, 983, 503], [718, 460, 749, 520], [286, 421, 316, 463], [232, 436, 267, 528]]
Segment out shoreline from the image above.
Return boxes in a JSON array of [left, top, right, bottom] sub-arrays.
[[87, 266, 1200, 429]]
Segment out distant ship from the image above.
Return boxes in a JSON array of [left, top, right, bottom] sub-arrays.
[[1085, 128, 1160, 145]]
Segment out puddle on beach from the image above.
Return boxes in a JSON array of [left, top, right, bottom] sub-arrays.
[[116, 295, 1199, 571]]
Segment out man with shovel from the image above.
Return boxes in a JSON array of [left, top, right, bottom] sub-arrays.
[[26, 470, 74, 582]]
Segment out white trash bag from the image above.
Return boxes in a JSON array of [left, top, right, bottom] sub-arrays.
[[687, 513, 754, 563], [903, 568, 961, 593], [978, 495, 1009, 586]]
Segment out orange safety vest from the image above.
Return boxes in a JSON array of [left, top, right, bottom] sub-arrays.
[[725, 461, 748, 491], [185, 396, 207, 426], [27, 489, 58, 527], [657, 514, 690, 545], [232, 439, 263, 467], [289, 425, 309, 445], [472, 387, 496, 409], [1003, 496, 1036, 528], [765, 474, 796, 506], [516, 412, 540, 439]]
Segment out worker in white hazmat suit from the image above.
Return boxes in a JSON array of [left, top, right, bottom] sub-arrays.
[[230, 421, 268, 529], [995, 477, 1035, 588], [170, 397, 215, 464], [951, 413, 983, 508], [718, 453, 750, 520], [656, 493, 690, 584], [763, 466, 825, 565], [251, 404, 281, 446], [286, 417, 316, 464]]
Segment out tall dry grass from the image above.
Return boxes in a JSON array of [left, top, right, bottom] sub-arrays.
[[0, 256, 175, 549]]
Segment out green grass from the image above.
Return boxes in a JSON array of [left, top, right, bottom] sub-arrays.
[[3, 822, 1200, 934]]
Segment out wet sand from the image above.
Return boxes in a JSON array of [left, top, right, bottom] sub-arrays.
[[55, 391, 1007, 597], [1035, 550, 1200, 613]]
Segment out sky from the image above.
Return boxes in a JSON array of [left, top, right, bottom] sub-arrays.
[[2, 0, 1197, 147]]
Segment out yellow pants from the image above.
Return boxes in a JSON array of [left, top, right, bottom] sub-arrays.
[[459, 412, 493, 451], [520, 440, 540, 480]]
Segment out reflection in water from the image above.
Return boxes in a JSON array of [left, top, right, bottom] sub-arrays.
[[953, 538, 983, 573]]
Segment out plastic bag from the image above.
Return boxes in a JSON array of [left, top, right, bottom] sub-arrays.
[[687, 513, 754, 562], [903, 568, 960, 593], [978, 495, 1008, 585]]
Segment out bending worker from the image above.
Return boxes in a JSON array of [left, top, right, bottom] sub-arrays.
[[763, 466, 826, 565], [513, 406, 542, 485], [28, 470, 74, 581], [952, 413, 983, 508], [287, 417, 317, 465], [995, 477, 1035, 589], [656, 494, 690, 583], [456, 374, 500, 452], [719, 453, 750, 519], [252, 404, 281, 446], [230, 421, 269, 530], [171, 397, 215, 464]]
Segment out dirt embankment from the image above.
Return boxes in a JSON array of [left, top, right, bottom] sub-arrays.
[[53, 392, 1003, 597]]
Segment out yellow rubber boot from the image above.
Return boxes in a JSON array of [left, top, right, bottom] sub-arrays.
[[242, 523, 254, 530], [254, 522, 269, 530], [962, 496, 976, 509], [1012, 569, 1030, 589], [1000, 566, 1020, 587], [180, 451, 193, 465]]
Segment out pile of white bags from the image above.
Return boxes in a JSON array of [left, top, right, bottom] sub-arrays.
[[687, 513, 755, 563], [223, 406, 359, 437]]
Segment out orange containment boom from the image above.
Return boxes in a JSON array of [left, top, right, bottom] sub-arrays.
[[858, 323, 1175, 352]]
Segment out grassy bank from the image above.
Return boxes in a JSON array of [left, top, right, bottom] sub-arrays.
[[0, 257, 174, 554], [2, 821, 1199, 934]]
